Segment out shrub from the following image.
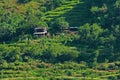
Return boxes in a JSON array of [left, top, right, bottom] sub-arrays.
[[108, 76, 117, 80], [97, 64, 108, 70], [66, 70, 74, 76], [115, 62, 120, 68], [108, 63, 117, 70]]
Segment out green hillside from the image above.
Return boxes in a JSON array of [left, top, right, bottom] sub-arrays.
[[64, 1, 91, 27], [0, 0, 120, 79], [42, 0, 80, 25], [42, 0, 91, 27], [43, 0, 120, 28]]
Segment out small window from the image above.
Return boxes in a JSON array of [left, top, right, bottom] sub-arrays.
[[36, 29, 44, 32], [69, 27, 78, 31]]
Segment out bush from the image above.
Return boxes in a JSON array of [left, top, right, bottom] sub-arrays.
[[66, 70, 74, 76], [108, 76, 117, 80], [108, 63, 118, 70], [97, 64, 108, 70], [115, 62, 120, 68]]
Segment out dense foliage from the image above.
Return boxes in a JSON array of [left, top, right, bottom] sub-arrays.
[[0, 0, 119, 62], [0, 0, 120, 79]]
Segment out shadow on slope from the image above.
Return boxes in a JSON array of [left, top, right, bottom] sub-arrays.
[[64, 0, 117, 27], [63, 0, 94, 27]]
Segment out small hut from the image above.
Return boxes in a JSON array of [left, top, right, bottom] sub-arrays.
[[69, 27, 78, 31], [34, 27, 47, 37], [63, 27, 79, 34]]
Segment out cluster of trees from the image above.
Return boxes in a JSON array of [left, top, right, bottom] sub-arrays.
[[78, 23, 120, 63], [89, 0, 120, 27], [0, 30, 119, 65], [76, 0, 120, 63], [0, 0, 69, 42], [0, 35, 78, 63]]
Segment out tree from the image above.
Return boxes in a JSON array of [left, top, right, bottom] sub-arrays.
[[50, 17, 69, 34], [93, 50, 99, 69], [0, 24, 11, 42], [79, 23, 103, 47]]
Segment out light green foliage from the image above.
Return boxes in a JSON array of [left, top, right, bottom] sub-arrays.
[[0, 44, 21, 62], [90, 6, 101, 13], [115, 0, 120, 8], [0, 34, 79, 63], [79, 23, 103, 45]]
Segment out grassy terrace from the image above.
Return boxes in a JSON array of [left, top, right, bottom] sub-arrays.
[[42, 0, 81, 22], [42, 0, 92, 27], [0, 61, 120, 80]]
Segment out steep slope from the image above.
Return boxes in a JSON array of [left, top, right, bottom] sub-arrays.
[[42, 0, 93, 27], [63, 1, 92, 27], [41, 0, 80, 25]]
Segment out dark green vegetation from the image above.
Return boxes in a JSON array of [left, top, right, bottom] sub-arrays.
[[0, 0, 120, 79]]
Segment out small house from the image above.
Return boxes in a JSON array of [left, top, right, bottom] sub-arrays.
[[63, 27, 79, 34], [69, 27, 78, 31], [34, 27, 47, 37]]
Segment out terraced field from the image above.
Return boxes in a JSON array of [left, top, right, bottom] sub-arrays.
[[42, 0, 80, 23], [0, 61, 120, 80], [42, 0, 93, 27]]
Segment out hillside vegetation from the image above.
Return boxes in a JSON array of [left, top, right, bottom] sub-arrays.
[[0, 0, 120, 79]]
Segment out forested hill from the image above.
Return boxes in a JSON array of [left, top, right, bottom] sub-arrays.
[[43, 0, 120, 27], [1, 0, 120, 79], [0, 0, 120, 62], [0, 0, 120, 40]]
